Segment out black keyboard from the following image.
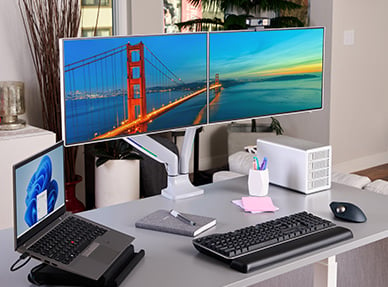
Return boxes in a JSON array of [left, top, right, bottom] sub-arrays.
[[193, 211, 353, 273], [28, 216, 107, 265]]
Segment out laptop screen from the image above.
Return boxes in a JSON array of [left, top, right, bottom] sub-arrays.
[[13, 142, 65, 242]]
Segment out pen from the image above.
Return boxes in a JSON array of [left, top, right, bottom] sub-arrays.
[[260, 157, 268, 170], [169, 209, 196, 226], [253, 156, 260, 170]]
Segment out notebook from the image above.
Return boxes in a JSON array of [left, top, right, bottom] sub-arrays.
[[135, 209, 216, 237], [12, 141, 135, 281]]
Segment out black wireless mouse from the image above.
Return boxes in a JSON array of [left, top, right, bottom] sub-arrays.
[[329, 201, 367, 223]]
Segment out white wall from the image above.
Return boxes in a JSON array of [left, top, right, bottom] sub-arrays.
[[330, 0, 388, 172], [129, 0, 164, 35], [0, 0, 42, 127]]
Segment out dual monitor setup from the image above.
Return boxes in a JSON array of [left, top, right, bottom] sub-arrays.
[[60, 27, 325, 200], [12, 26, 326, 286]]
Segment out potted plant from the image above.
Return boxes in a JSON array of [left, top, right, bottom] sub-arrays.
[[90, 140, 143, 208], [251, 117, 284, 135]]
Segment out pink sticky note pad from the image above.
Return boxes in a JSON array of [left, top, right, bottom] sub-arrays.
[[241, 196, 278, 212]]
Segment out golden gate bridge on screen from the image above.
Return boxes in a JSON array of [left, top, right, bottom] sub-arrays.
[[64, 42, 222, 142]]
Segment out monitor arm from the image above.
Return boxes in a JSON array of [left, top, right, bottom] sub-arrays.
[[123, 126, 203, 200]]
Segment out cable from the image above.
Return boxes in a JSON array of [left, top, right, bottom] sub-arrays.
[[10, 253, 31, 272]]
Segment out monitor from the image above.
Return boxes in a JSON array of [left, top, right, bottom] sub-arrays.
[[208, 27, 324, 124], [60, 32, 207, 146]]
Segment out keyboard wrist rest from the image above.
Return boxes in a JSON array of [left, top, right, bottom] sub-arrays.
[[230, 226, 353, 273]]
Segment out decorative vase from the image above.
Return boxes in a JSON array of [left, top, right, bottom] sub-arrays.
[[65, 174, 85, 213], [95, 159, 140, 208], [0, 81, 26, 130]]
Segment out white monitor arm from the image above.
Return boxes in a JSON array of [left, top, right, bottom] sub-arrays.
[[123, 126, 203, 200]]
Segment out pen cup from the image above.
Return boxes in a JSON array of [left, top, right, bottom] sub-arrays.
[[248, 168, 269, 196]]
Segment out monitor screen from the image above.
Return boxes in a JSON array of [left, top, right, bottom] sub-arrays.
[[208, 27, 324, 124], [60, 27, 324, 146], [61, 33, 207, 146]]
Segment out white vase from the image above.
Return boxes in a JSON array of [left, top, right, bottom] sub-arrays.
[[95, 159, 140, 208]]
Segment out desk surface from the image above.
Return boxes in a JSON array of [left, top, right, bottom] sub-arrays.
[[2, 177, 388, 286]]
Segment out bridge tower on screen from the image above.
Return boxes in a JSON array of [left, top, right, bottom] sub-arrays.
[[215, 73, 220, 95], [126, 42, 147, 133]]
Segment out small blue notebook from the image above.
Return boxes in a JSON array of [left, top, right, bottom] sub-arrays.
[[135, 209, 216, 237]]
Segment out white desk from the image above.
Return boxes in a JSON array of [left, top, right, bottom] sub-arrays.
[[1, 177, 388, 286]]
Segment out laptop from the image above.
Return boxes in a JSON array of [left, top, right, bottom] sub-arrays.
[[13, 141, 135, 280]]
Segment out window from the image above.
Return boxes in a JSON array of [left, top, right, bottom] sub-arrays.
[[82, 0, 111, 7], [163, 0, 223, 33], [81, 1, 113, 37], [81, 28, 112, 37]]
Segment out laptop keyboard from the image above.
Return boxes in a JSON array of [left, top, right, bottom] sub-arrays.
[[28, 216, 107, 265]]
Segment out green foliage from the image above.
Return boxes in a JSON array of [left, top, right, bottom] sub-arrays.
[[269, 16, 304, 28], [180, 0, 304, 31], [175, 17, 224, 31], [269, 117, 284, 135], [188, 0, 301, 15], [90, 140, 142, 167], [249, 0, 302, 13], [223, 14, 247, 30]]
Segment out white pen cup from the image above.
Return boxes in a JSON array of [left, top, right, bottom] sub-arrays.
[[248, 168, 269, 196]]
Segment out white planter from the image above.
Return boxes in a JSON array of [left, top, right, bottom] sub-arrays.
[[95, 159, 140, 208]]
